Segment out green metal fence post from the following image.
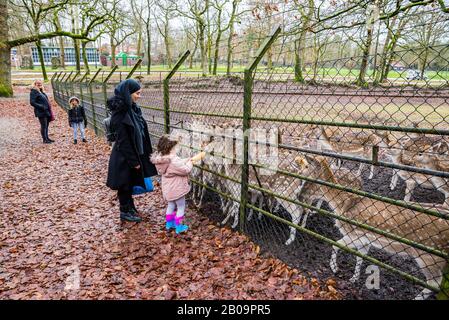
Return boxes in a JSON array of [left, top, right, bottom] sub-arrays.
[[163, 50, 190, 134], [70, 72, 79, 99], [64, 71, 73, 108], [126, 59, 143, 79], [437, 263, 449, 300], [88, 68, 102, 134], [239, 25, 281, 232], [87, 68, 101, 135], [78, 71, 90, 114], [51, 72, 61, 103]]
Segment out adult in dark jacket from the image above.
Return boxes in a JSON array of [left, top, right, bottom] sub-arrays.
[[106, 79, 158, 222], [30, 80, 54, 143]]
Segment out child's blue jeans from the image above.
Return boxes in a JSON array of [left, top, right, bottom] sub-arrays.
[[72, 122, 85, 140]]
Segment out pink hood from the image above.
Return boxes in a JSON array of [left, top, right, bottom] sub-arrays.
[[150, 153, 172, 175]]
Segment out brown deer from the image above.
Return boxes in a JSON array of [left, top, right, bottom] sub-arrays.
[[315, 126, 385, 179], [295, 154, 449, 300], [385, 134, 449, 206]]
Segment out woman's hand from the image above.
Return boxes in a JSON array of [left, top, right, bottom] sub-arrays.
[[134, 165, 141, 169]]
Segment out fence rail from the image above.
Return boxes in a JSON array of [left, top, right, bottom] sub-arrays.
[[52, 25, 449, 300]]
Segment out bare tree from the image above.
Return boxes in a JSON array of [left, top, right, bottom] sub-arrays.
[[154, 0, 176, 68], [9, 0, 72, 81], [171, 0, 210, 76], [106, 0, 134, 68], [1, 0, 95, 96]]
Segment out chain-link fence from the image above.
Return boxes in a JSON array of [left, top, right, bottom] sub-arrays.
[[52, 9, 449, 300]]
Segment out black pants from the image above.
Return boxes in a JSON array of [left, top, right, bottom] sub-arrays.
[[38, 116, 50, 141], [117, 188, 135, 211]]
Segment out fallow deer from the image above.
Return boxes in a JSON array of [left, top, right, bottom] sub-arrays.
[[295, 154, 449, 300]]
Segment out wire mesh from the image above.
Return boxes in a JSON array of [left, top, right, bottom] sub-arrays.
[[51, 2, 449, 300]]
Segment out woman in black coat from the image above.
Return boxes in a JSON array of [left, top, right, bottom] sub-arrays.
[[106, 79, 158, 222], [30, 80, 54, 143]]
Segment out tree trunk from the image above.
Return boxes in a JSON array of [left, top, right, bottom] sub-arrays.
[[420, 22, 434, 79], [111, 41, 117, 68], [226, 21, 234, 76], [190, 37, 198, 69], [137, 27, 142, 57], [266, 15, 272, 69], [294, 0, 313, 82], [146, 24, 151, 75], [294, 35, 306, 83], [0, 0, 12, 97], [81, 41, 90, 74], [213, 30, 222, 75], [73, 38, 81, 72], [356, 27, 373, 86], [71, 7, 81, 72], [36, 39, 48, 81], [58, 36, 66, 69], [375, 19, 395, 84], [226, 1, 238, 76], [164, 18, 172, 68], [207, 6, 212, 74], [199, 22, 207, 76], [380, 17, 406, 83]]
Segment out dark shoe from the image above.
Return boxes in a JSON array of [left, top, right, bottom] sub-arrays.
[[120, 211, 142, 222], [43, 140, 51, 144], [128, 207, 139, 216], [47, 138, 55, 142], [129, 202, 139, 215], [74, 139, 77, 144], [82, 138, 87, 143]]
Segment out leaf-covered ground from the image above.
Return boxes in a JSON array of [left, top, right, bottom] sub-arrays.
[[0, 88, 340, 300]]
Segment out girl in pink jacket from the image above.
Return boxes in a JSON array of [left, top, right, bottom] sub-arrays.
[[151, 135, 193, 234]]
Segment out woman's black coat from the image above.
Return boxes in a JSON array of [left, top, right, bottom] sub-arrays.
[[106, 99, 158, 191], [30, 88, 51, 118]]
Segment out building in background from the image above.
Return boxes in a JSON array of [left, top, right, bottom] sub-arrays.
[[30, 47, 100, 66], [104, 52, 142, 67]]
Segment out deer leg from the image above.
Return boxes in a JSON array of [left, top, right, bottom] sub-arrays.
[[247, 192, 258, 221], [349, 242, 371, 283], [301, 198, 322, 228], [368, 164, 374, 180], [231, 202, 240, 229], [356, 163, 363, 177], [220, 197, 233, 225], [221, 207, 232, 225], [390, 169, 399, 190], [282, 201, 303, 246], [413, 255, 445, 300], [257, 193, 263, 220], [404, 179, 415, 202], [330, 235, 356, 274], [330, 245, 340, 274]]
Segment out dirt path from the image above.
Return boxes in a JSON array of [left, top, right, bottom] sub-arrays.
[[0, 90, 339, 300]]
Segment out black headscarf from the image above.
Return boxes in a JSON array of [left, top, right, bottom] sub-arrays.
[[114, 79, 145, 155]]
